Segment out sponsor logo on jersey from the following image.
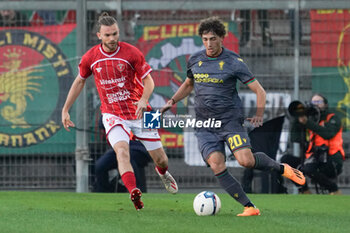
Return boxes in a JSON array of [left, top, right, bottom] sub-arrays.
[[193, 73, 223, 83], [117, 82, 125, 88], [106, 90, 130, 103], [100, 76, 126, 85]]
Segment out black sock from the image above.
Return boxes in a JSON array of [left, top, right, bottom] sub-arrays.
[[253, 152, 282, 173], [244, 202, 255, 208], [215, 169, 252, 207], [280, 164, 284, 174]]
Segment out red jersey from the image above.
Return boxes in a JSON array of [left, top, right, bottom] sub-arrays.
[[79, 42, 152, 120]]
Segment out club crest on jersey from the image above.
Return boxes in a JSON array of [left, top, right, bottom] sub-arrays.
[[219, 61, 224, 70], [117, 63, 125, 72], [198, 61, 203, 67]]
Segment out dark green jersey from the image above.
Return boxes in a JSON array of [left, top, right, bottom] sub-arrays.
[[187, 48, 255, 120]]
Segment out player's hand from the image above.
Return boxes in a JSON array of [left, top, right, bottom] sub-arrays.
[[134, 98, 147, 119], [160, 99, 174, 114], [62, 111, 75, 131], [246, 115, 263, 127]]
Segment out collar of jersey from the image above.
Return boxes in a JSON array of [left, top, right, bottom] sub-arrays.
[[206, 47, 224, 60], [207, 56, 217, 60], [99, 43, 120, 57]]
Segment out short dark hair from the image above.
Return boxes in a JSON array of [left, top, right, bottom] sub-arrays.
[[198, 16, 226, 37], [96, 12, 118, 32]]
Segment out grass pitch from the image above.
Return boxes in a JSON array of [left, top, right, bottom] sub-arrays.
[[0, 191, 349, 233]]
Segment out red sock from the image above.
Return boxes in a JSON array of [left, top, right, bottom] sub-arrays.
[[156, 166, 168, 175], [121, 171, 136, 193]]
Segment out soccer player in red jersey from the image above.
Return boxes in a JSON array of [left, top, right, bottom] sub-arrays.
[[62, 12, 178, 210]]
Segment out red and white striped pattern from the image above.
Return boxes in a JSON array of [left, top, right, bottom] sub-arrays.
[[79, 42, 152, 120]]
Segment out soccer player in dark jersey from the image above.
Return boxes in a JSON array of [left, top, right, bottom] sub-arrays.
[[161, 16, 305, 216], [62, 12, 178, 210]]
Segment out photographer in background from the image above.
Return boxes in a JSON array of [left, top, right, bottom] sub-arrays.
[[92, 116, 152, 193], [289, 94, 345, 194], [93, 140, 151, 193]]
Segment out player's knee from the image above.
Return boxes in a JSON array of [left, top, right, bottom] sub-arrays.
[[234, 149, 255, 168], [237, 158, 255, 168], [115, 147, 129, 162], [209, 161, 226, 173]]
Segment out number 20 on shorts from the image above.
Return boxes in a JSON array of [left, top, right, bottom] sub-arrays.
[[228, 134, 243, 150]]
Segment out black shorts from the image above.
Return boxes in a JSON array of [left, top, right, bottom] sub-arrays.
[[195, 118, 251, 162]]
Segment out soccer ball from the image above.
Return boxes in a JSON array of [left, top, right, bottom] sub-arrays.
[[193, 191, 221, 216]]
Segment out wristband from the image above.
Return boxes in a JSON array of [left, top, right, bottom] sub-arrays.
[[171, 98, 176, 105]]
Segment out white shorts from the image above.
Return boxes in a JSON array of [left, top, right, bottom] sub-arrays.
[[102, 113, 162, 151]]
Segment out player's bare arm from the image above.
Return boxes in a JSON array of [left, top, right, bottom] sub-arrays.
[[246, 80, 266, 127], [135, 74, 154, 119], [160, 78, 194, 113], [61, 75, 86, 131]]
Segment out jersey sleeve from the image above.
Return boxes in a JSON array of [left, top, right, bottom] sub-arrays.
[[235, 58, 256, 85], [78, 53, 92, 79], [133, 47, 152, 79], [305, 114, 342, 139], [187, 69, 194, 79], [186, 55, 195, 79]]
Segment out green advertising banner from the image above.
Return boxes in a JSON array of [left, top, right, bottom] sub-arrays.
[[310, 10, 350, 129], [0, 24, 76, 154]]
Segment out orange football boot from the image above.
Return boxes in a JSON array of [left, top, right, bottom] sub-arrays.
[[237, 207, 261, 216], [282, 163, 306, 185]]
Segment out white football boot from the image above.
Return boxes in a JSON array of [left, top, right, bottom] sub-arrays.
[[155, 167, 178, 194]]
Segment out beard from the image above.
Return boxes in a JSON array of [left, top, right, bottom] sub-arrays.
[[103, 41, 118, 52]]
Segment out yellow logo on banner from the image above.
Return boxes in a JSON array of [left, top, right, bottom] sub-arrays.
[[0, 48, 43, 129], [0, 29, 73, 148], [337, 22, 350, 127]]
